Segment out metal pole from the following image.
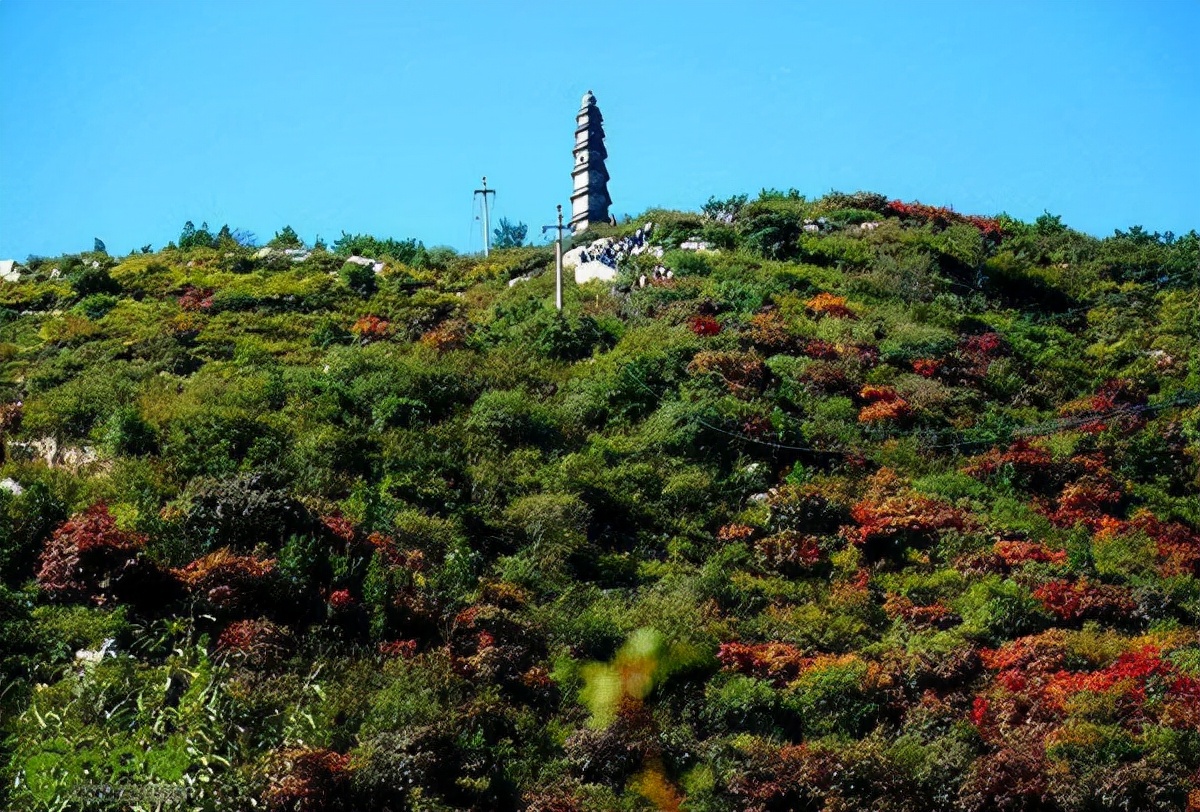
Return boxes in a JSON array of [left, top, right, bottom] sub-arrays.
[[473, 176, 496, 257], [556, 206, 566, 309], [544, 204, 568, 312], [481, 177, 490, 257]]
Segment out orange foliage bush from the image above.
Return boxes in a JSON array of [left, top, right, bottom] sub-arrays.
[[857, 385, 912, 423], [993, 539, 1068, 567], [717, 641, 811, 686], [351, 314, 391, 342], [746, 310, 795, 352], [805, 292, 855, 319], [717, 523, 756, 542], [688, 350, 767, 395], [174, 548, 277, 614], [845, 471, 967, 553], [419, 318, 470, 352]]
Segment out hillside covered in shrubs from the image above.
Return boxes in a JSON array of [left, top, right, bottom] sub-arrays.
[[1, 190, 1198, 811]]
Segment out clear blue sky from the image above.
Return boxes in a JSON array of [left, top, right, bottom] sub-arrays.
[[1, 0, 1197, 259]]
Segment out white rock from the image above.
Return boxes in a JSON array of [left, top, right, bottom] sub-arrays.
[[0, 260, 17, 282], [0, 478, 23, 495], [574, 260, 617, 284], [562, 246, 588, 268], [680, 239, 712, 251], [75, 638, 116, 664]]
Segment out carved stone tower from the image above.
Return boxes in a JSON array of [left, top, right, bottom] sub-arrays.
[[570, 90, 611, 234]]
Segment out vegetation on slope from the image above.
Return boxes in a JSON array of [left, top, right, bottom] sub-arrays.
[[0, 190, 1198, 811]]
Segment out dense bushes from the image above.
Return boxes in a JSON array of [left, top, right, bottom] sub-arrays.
[[1, 191, 1197, 810]]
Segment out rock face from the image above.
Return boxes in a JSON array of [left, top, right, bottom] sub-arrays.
[[573, 260, 618, 284], [0, 260, 18, 282], [570, 91, 612, 234]]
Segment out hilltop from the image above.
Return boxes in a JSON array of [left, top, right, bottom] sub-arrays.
[[1, 190, 1199, 811]]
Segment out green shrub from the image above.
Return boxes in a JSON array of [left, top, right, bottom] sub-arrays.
[[74, 293, 119, 320], [68, 265, 120, 297], [340, 261, 377, 297]]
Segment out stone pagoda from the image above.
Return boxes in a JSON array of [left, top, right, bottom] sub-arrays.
[[570, 90, 611, 234]]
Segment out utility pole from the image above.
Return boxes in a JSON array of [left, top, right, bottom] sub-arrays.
[[473, 176, 496, 257], [542, 204, 569, 311]]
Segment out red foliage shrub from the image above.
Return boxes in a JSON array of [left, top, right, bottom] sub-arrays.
[[936, 331, 1008, 384], [980, 631, 1071, 675], [327, 589, 355, 610], [912, 358, 941, 378], [261, 747, 353, 812], [449, 602, 542, 685], [845, 472, 967, 554], [885, 200, 1004, 240], [739, 414, 774, 438], [1128, 511, 1200, 576], [216, 618, 292, 667], [717, 641, 811, 686], [366, 532, 426, 571], [377, 639, 418, 659], [802, 338, 841, 360], [1032, 579, 1137, 623], [993, 540, 1068, 567], [756, 532, 823, 572], [963, 441, 1066, 494], [1041, 646, 1169, 710], [178, 286, 214, 311], [1046, 476, 1123, 530], [321, 514, 358, 547], [174, 548, 277, 614], [883, 594, 955, 628], [958, 746, 1051, 812], [799, 359, 854, 394], [727, 742, 834, 812], [350, 314, 391, 342], [1059, 379, 1149, 433], [37, 503, 148, 604], [688, 315, 721, 336], [805, 292, 856, 319], [859, 384, 899, 403]]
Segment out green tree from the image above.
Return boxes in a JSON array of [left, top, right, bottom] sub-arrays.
[[178, 220, 217, 250], [492, 217, 528, 249], [269, 225, 304, 249]]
